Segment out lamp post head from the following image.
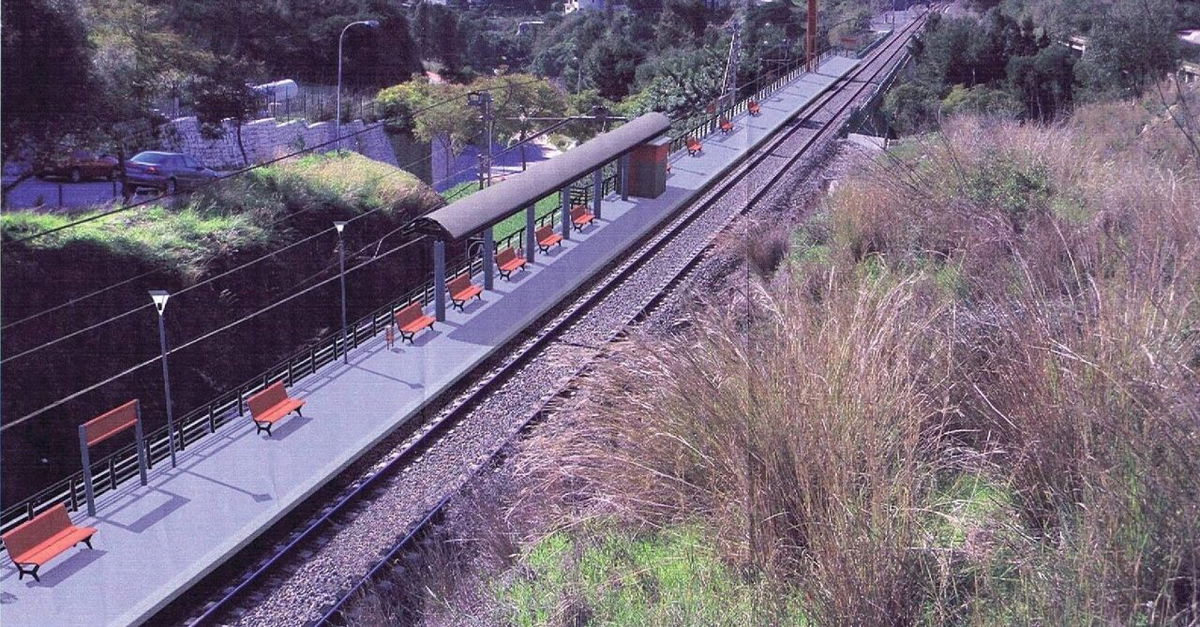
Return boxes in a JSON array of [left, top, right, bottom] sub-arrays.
[[149, 290, 170, 315], [333, 221, 347, 234], [365, 20, 379, 28]]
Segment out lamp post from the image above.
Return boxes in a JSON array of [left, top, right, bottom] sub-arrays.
[[334, 221, 349, 364], [336, 19, 379, 151], [149, 290, 178, 468]]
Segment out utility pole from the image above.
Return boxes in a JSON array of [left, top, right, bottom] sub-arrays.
[[469, 91, 494, 189], [720, 0, 748, 113]]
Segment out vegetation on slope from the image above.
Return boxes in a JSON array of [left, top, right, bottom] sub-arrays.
[[0, 152, 441, 503], [1, 152, 439, 278], [352, 90, 1200, 623]]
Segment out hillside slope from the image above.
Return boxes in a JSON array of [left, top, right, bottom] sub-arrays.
[[1, 152, 443, 503]]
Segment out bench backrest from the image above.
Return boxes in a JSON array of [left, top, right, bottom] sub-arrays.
[[447, 274, 473, 294], [686, 137, 701, 148], [719, 117, 732, 126], [496, 248, 518, 265], [535, 225, 555, 241], [2, 504, 72, 558], [248, 382, 288, 418], [83, 399, 138, 447], [571, 205, 590, 219], [394, 302, 424, 328]]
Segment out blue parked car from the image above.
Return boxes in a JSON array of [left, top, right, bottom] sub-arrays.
[[122, 151, 219, 195]]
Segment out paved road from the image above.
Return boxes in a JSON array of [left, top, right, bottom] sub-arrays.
[[2, 176, 125, 212]]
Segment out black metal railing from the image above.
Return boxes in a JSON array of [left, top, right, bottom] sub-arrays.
[[0, 38, 893, 534]]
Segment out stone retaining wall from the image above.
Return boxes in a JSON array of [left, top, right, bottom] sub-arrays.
[[160, 116, 398, 169]]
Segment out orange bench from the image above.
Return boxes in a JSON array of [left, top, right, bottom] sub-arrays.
[[748, 101, 762, 116], [571, 205, 596, 231], [393, 302, 434, 343], [495, 247, 528, 280], [719, 117, 734, 134], [2, 504, 96, 581], [247, 381, 305, 436], [536, 225, 563, 253], [685, 137, 703, 156], [448, 274, 482, 310]]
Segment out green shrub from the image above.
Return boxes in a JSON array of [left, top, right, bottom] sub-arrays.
[[1, 152, 438, 276], [498, 524, 805, 626]]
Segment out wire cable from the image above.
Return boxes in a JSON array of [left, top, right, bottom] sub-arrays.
[[0, 131, 448, 339], [3, 234, 429, 432], [5, 77, 551, 245]]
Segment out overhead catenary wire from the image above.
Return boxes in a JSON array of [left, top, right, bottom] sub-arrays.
[[0, 134, 453, 347], [5, 76, 550, 246], [4, 99, 668, 421], [2, 234, 429, 432]]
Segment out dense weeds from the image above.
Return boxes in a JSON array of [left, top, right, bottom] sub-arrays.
[[361, 104, 1199, 624]]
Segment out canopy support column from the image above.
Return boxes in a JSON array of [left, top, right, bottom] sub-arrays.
[[525, 205, 536, 262], [619, 154, 630, 201], [592, 169, 603, 220], [560, 187, 571, 240], [482, 227, 495, 290], [433, 240, 447, 321]]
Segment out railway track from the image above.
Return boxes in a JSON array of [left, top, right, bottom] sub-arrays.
[[179, 10, 936, 625]]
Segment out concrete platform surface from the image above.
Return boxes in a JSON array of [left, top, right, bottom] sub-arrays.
[[0, 54, 859, 627]]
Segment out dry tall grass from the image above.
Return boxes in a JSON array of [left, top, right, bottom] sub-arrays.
[[511, 110, 1200, 624]]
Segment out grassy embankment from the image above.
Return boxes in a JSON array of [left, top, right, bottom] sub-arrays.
[[356, 89, 1200, 624], [1, 151, 438, 277], [0, 151, 441, 503]]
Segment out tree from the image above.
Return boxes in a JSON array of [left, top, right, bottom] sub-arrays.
[[883, 81, 942, 135], [411, 2, 461, 71], [628, 45, 726, 121], [2, 0, 114, 192], [1008, 45, 1076, 121], [192, 58, 261, 166], [83, 0, 218, 126], [654, 0, 711, 51], [1080, 0, 1179, 98], [586, 36, 646, 100], [377, 78, 476, 177], [476, 74, 568, 143]]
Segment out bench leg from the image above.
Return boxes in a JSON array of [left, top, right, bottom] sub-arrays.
[[16, 563, 39, 582], [452, 300, 464, 311], [255, 421, 271, 436], [81, 536, 94, 549], [400, 331, 414, 344], [295, 408, 302, 417]]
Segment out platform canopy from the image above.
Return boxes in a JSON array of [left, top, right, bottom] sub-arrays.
[[414, 112, 672, 241]]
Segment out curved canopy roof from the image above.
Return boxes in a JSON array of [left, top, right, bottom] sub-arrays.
[[414, 112, 672, 241]]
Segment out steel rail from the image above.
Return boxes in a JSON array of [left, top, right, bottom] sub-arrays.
[[311, 10, 936, 624], [187, 11, 934, 625]]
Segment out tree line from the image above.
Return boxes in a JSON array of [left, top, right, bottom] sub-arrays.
[[884, 0, 1197, 134]]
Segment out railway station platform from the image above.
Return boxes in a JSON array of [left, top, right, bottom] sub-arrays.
[[0, 55, 860, 627]]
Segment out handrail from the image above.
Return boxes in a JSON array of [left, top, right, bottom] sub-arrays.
[[0, 41, 867, 535]]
